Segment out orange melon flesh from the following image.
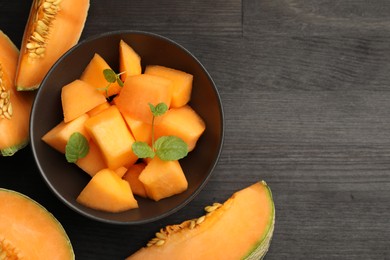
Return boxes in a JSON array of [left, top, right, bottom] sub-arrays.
[[0, 189, 74, 259], [0, 31, 34, 156], [77, 168, 138, 212], [127, 181, 275, 260], [16, 0, 90, 90], [138, 157, 188, 201], [84, 105, 138, 170], [122, 113, 152, 144], [122, 163, 148, 198], [87, 101, 110, 117], [76, 140, 106, 177], [80, 53, 122, 97], [115, 166, 128, 178], [61, 79, 107, 123], [115, 74, 172, 124], [145, 65, 193, 108], [154, 105, 205, 152], [119, 40, 142, 81], [42, 113, 90, 154]]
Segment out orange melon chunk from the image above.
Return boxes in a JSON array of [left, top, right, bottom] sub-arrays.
[[61, 79, 107, 123], [115, 74, 172, 124], [122, 163, 147, 198], [122, 113, 152, 144], [87, 101, 110, 117], [84, 105, 138, 170], [80, 53, 122, 97], [77, 168, 138, 212], [42, 113, 90, 154], [145, 65, 193, 108], [119, 40, 142, 81], [75, 140, 106, 177], [138, 157, 188, 201], [114, 166, 128, 178], [155, 105, 205, 151]]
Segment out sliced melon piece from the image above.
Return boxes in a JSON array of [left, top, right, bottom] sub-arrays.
[[119, 40, 142, 81], [122, 113, 152, 145], [138, 157, 188, 201], [0, 188, 74, 259], [75, 140, 106, 177], [0, 31, 35, 156], [144, 65, 193, 108], [77, 168, 138, 212], [122, 162, 148, 198], [126, 181, 275, 260], [42, 113, 90, 154], [84, 105, 138, 169], [87, 101, 110, 117], [80, 53, 122, 97], [61, 79, 107, 123], [16, 0, 90, 90]]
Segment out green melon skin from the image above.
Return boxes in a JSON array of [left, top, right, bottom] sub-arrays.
[[0, 139, 29, 156]]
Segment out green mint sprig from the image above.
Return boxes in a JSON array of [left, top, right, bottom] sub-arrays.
[[98, 69, 124, 97], [132, 103, 188, 161], [65, 132, 89, 163]]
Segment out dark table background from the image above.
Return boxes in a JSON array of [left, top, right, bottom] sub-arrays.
[[1, 1, 390, 259]]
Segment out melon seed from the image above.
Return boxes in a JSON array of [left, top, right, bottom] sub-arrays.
[[196, 215, 205, 225]]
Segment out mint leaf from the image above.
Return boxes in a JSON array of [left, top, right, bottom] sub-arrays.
[[155, 136, 188, 161], [149, 103, 168, 117], [132, 141, 155, 158], [65, 132, 89, 163], [117, 77, 124, 87], [103, 69, 117, 83]]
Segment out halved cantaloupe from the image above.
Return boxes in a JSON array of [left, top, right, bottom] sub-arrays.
[[138, 157, 188, 201], [84, 105, 138, 170], [80, 53, 122, 97], [77, 168, 138, 212], [16, 0, 90, 90], [42, 113, 90, 154], [0, 31, 35, 156], [115, 74, 172, 124], [61, 79, 107, 123], [75, 140, 106, 177], [0, 188, 74, 259], [119, 40, 142, 82], [122, 163, 148, 198], [145, 65, 193, 108], [154, 105, 205, 152], [126, 181, 275, 260]]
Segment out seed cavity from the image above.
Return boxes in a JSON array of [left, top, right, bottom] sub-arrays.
[[0, 65, 12, 120], [26, 0, 63, 60]]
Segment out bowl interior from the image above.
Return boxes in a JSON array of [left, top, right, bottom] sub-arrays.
[[30, 31, 224, 224]]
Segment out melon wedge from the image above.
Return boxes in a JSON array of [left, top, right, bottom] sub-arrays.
[[0, 189, 74, 259], [77, 168, 138, 212], [126, 181, 275, 260], [122, 163, 148, 198], [119, 40, 142, 81], [75, 140, 106, 177]]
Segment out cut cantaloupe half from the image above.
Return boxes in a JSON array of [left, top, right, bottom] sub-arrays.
[[119, 40, 142, 82], [115, 74, 172, 124], [145, 65, 193, 108], [80, 53, 122, 97], [84, 105, 138, 170], [126, 181, 275, 260], [154, 105, 205, 152], [122, 163, 147, 198], [75, 140, 106, 177], [42, 113, 90, 154], [61, 79, 107, 123], [138, 157, 188, 201], [77, 168, 138, 212], [122, 113, 152, 145]]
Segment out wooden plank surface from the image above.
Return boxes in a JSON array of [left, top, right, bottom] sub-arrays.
[[1, 0, 390, 259]]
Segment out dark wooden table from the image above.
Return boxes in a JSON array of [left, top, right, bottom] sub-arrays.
[[1, 1, 390, 259]]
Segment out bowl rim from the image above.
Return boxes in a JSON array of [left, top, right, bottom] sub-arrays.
[[30, 30, 225, 225]]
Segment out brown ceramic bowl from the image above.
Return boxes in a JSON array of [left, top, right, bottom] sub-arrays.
[[30, 31, 224, 224]]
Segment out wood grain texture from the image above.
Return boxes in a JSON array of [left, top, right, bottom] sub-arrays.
[[1, 0, 390, 259]]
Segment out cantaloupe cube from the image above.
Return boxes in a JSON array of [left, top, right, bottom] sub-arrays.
[[87, 101, 111, 117], [154, 105, 205, 151], [122, 113, 152, 145], [84, 105, 138, 170], [122, 163, 147, 198], [138, 157, 188, 201], [76, 140, 106, 177], [76, 168, 138, 212], [42, 114, 90, 154], [80, 53, 122, 97], [119, 40, 142, 82], [114, 166, 128, 178], [115, 74, 172, 124], [61, 80, 107, 123], [145, 65, 193, 108]]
